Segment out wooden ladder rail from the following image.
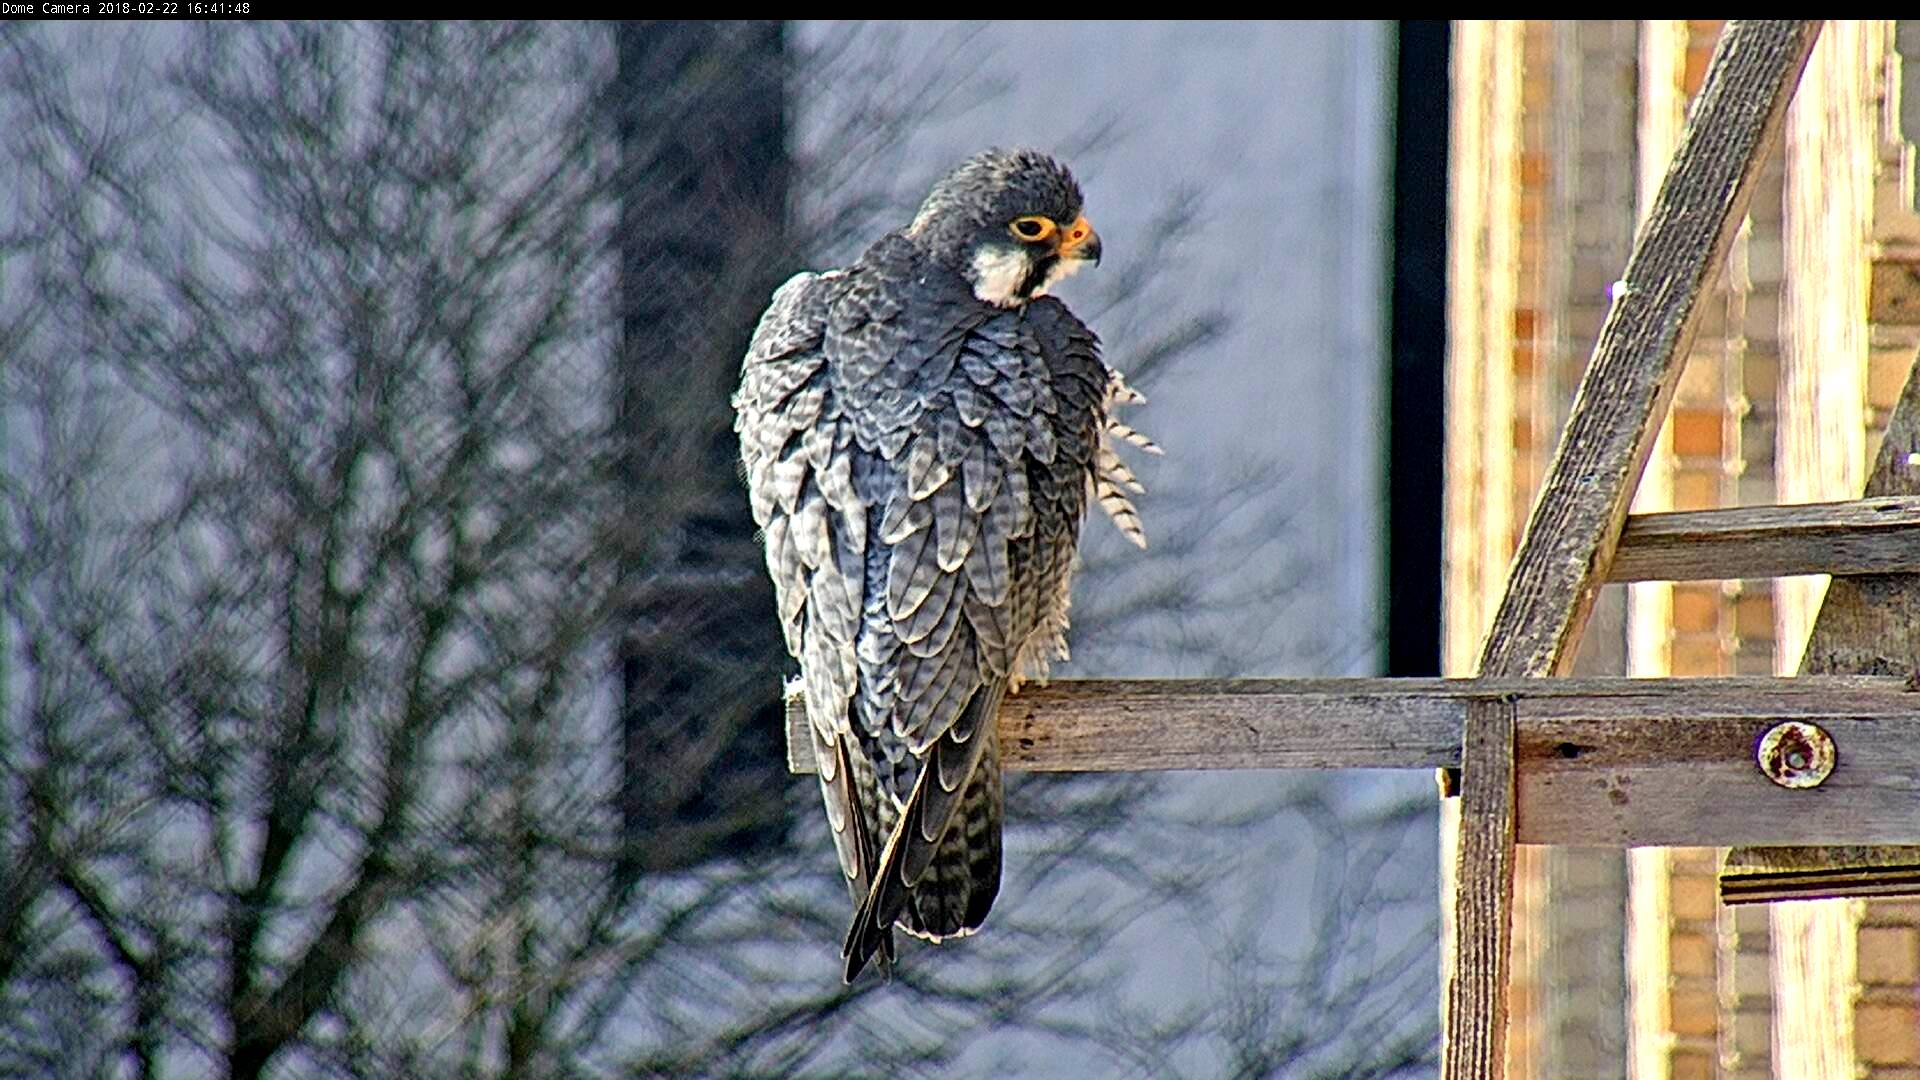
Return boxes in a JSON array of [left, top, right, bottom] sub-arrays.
[[1441, 20, 1821, 1079]]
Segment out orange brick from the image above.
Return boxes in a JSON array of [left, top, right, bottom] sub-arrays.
[[1670, 1045, 1715, 1080], [1671, 635, 1727, 676], [1521, 68, 1552, 110], [1513, 341, 1536, 377], [1735, 591, 1774, 640], [1870, 348, 1913, 409], [1672, 986, 1720, 1037], [1520, 151, 1549, 187], [1674, 470, 1722, 511], [1672, 585, 1721, 633], [1858, 1002, 1920, 1064], [1671, 930, 1715, 977], [1672, 876, 1719, 921], [1683, 50, 1713, 95], [1671, 408, 1725, 457], [1677, 352, 1725, 403], [1860, 927, 1920, 986]]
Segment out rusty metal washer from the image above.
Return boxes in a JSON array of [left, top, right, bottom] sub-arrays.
[[1755, 720, 1837, 789]]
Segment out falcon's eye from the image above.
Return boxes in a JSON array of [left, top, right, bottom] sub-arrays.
[[1010, 216, 1055, 242]]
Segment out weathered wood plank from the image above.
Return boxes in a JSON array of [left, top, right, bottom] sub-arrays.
[[1478, 20, 1822, 678], [1608, 496, 1920, 581], [1514, 701, 1920, 846], [781, 675, 1909, 755], [1444, 698, 1518, 1080], [785, 676, 1920, 846], [783, 677, 1473, 774]]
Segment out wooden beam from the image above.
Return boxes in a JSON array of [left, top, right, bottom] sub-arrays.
[[1513, 686, 1920, 846], [783, 676, 1907, 775], [1444, 698, 1519, 1080], [1608, 496, 1920, 581], [784, 676, 1920, 845]]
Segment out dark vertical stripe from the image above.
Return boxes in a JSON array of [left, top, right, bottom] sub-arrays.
[[1387, 21, 1449, 677], [615, 21, 794, 870]]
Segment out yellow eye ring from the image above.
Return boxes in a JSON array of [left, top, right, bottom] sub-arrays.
[[1010, 216, 1056, 242]]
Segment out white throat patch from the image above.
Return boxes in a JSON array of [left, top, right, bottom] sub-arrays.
[[970, 246, 1032, 307]]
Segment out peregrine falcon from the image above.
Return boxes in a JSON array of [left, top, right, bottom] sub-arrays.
[[733, 148, 1154, 982]]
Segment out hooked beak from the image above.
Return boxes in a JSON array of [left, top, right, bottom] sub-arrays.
[[1056, 214, 1101, 266]]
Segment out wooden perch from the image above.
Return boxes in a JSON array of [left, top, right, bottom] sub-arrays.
[[784, 675, 1920, 847]]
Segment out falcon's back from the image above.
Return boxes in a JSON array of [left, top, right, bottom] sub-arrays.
[[733, 148, 1144, 982]]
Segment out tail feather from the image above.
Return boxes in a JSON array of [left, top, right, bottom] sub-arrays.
[[842, 684, 1005, 981], [815, 728, 897, 976], [900, 727, 1002, 940]]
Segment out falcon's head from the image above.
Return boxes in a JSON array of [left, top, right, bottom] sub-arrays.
[[907, 148, 1102, 308]]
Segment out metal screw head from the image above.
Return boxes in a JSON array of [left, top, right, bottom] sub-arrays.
[[1755, 721, 1836, 789]]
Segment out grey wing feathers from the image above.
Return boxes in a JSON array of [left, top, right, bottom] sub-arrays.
[[735, 270, 876, 905]]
